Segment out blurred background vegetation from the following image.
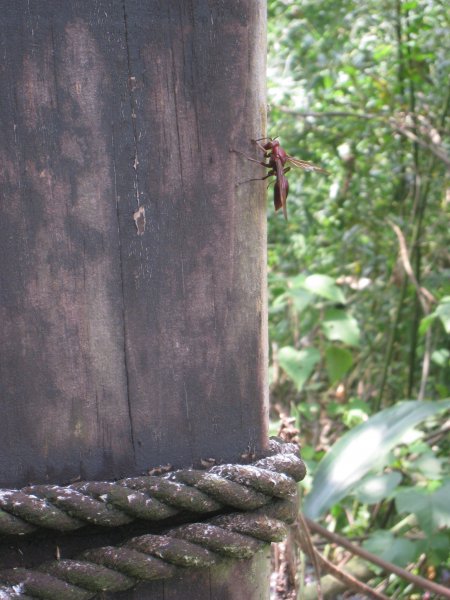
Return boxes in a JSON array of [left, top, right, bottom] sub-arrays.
[[265, 0, 450, 597]]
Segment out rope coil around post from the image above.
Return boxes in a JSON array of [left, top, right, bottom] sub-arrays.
[[0, 440, 305, 536], [0, 439, 306, 599]]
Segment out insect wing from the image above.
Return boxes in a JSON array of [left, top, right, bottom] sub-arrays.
[[287, 155, 328, 174], [274, 175, 289, 220], [274, 155, 285, 181]]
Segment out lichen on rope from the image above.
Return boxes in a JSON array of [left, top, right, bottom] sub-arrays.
[[0, 439, 306, 599]]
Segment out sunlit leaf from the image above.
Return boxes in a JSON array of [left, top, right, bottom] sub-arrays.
[[286, 288, 315, 313], [301, 274, 346, 304], [278, 346, 321, 391], [420, 298, 450, 336], [303, 400, 450, 519], [431, 349, 450, 368], [325, 346, 353, 383], [373, 44, 393, 60], [419, 313, 435, 335], [288, 274, 307, 288], [342, 398, 372, 428], [411, 452, 445, 479], [435, 296, 450, 334], [401, 0, 419, 12], [322, 309, 361, 347], [353, 471, 403, 504]]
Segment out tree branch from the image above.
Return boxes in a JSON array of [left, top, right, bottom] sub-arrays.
[[388, 220, 436, 314], [279, 108, 450, 168], [305, 516, 450, 599], [294, 520, 389, 600]]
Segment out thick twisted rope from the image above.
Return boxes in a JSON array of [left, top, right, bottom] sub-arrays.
[[0, 440, 306, 599], [0, 440, 305, 537], [0, 501, 297, 599]]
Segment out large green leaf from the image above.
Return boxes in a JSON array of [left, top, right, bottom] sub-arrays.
[[301, 274, 346, 304], [303, 400, 450, 519], [395, 480, 450, 534], [286, 288, 315, 313], [325, 346, 353, 383], [420, 297, 450, 336], [435, 296, 450, 334], [352, 471, 403, 504], [362, 531, 425, 568], [278, 346, 321, 391], [322, 309, 361, 347]]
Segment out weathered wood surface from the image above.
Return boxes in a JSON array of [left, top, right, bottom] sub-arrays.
[[0, 0, 268, 597]]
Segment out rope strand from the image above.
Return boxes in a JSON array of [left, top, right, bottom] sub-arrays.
[[0, 441, 306, 599]]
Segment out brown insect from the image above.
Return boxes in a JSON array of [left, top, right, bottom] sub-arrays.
[[231, 137, 327, 219]]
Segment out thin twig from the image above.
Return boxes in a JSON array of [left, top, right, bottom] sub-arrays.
[[279, 108, 450, 168], [418, 327, 432, 401], [296, 512, 323, 600], [424, 419, 450, 445], [375, 275, 408, 411], [388, 220, 436, 313], [305, 517, 450, 599], [294, 521, 389, 600], [388, 120, 450, 168]]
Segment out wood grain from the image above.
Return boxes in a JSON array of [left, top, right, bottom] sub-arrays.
[[0, 1, 268, 597]]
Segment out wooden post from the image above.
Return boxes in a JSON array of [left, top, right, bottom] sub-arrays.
[[0, 1, 268, 597]]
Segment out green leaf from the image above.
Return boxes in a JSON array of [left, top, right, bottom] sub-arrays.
[[322, 309, 361, 347], [287, 274, 307, 288], [418, 313, 435, 336], [420, 298, 450, 336], [301, 274, 346, 304], [431, 348, 450, 368], [411, 452, 445, 479], [342, 398, 372, 428], [395, 480, 450, 534], [353, 472, 403, 504], [429, 532, 450, 563], [435, 296, 450, 334], [278, 346, 321, 391], [298, 401, 321, 422], [401, 0, 419, 12], [286, 288, 315, 313], [303, 400, 450, 519], [373, 44, 393, 60], [430, 532, 449, 551], [363, 531, 424, 567], [325, 346, 353, 383]]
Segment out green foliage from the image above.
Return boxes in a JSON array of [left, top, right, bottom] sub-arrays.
[[302, 399, 450, 519], [421, 296, 450, 336], [363, 530, 426, 568], [395, 480, 450, 532], [325, 346, 353, 384], [267, 0, 450, 586], [353, 471, 403, 504], [278, 346, 321, 391], [267, 0, 450, 405], [271, 272, 360, 390]]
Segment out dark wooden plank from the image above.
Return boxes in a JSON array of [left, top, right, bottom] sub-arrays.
[[113, 0, 269, 472], [0, 0, 138, 487], [114, 552, 271, 600], [0, 0, 268, 597]]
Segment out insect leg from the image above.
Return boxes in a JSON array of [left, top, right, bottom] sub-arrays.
[[252, 136, 278, 143], [252, 139, 271, 155], [229, 148, 269, 167], [238, 172, 274, 186]]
